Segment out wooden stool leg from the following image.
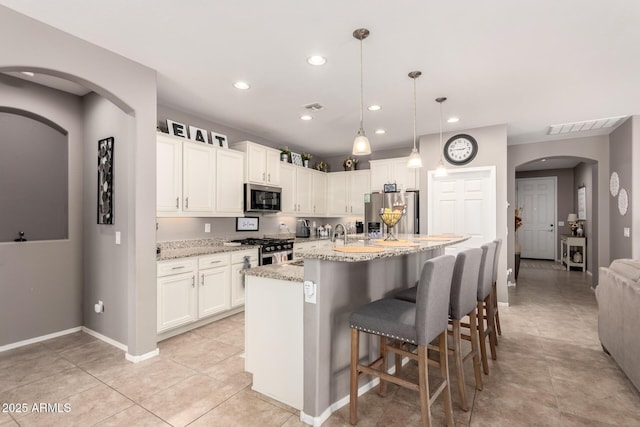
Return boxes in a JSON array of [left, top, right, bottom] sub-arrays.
[[469, 310, 483, 391], [486, 296, 497, 361], [349, 328, 359, 425], [452, 320, 468, 411], [493, 281, 502, 336], [379, 336, 387, 395], [439, 332, 454, 427], [394, 340, 403, 379], [477, 301, 489, 375], [418, 345, 433, 427]]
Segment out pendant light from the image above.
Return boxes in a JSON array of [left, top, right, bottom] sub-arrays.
[[352, 28, 372, 156], [407, 71, 423, 168], [435, 97, 448, 177]]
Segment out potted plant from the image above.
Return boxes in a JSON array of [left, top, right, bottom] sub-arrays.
[[343, 156, 359, 171], [315, 161, 328, 172], [301, 152, 312, 168], [279, 146, 290, 162]]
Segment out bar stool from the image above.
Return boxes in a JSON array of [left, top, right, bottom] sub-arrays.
[[349, 255, 456, 427], [395, 248, 484, 411], [477, 242, 498, 374], [491, 239, 503, 342]]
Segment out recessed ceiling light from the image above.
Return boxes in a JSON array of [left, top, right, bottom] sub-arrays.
[[307, 55, 327, 66], [541, 158, 547, 162], [233, 81, 250, 90], [375, 129, 386, 134], [447, 117, 459, 123], [21, 71, 35, 77], [368, 105, 381, 111], [300, 115, 313, 121]]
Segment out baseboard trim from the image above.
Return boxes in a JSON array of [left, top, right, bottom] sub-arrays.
[[81, 327, 127, 352], [126, 348, 159, 363], [0, 326, 82, 353], [498, 301, 509, 307]]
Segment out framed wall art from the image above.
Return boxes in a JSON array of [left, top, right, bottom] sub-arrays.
[[577, 185, 586, 220], [98, 137, 114, 225], [290, 152, 303, 166]]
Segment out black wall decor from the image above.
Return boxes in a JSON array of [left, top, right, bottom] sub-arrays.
[[97, 137, 114, 224]]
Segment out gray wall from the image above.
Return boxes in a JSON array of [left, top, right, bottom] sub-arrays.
[[418, 124, 509, 303], [0, 110, 68, 242], [573, 162, 596, 272], [516, 168, 575, 259], [0, 75, 83, 346], [508, 135, 609, 286], [634, 116, 640, 259], [323, 145, 412, 172], [609, 118, 633, 259], [1, 5, 158, 355]]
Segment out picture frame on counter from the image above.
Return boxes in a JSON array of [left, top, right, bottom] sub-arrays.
[[212, 131, 228, 148], [189, 125, 208, 143], [236, 216, 259, 231]]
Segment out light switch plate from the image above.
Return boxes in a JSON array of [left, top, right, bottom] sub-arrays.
[[558, 221, 565, 226], [304, 280, 316, 304], [205, 223, 211, 233], [624, 227, 630, 237], [115, 231, 121, 245]]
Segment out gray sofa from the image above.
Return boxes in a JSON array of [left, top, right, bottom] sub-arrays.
[[596, 259, 640, 391]]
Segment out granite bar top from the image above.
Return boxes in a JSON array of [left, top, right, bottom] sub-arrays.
[[296, 235, 470, 263], [242, 262, 304, 282], [156, 238, 259, 261]]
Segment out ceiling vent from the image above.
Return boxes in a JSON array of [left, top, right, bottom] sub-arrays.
[[548, 115, 626, 135], [304, 103, 325, 112]]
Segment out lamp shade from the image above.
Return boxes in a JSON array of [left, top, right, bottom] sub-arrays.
[[352, 134, 371, 155], [567, 213, 578, 222], [407, 148, 422, 168]]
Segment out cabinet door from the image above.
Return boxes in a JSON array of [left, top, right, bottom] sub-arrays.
[[199, 266, 231, 318], [327, 172, 349, 215], [296, 167, 314, 214], [215, 149, 244, 215], [157, 273, 197, 332], [247, 144, 267, 184], [265, 149, 281, 185], [312, 171, 327, 215], [280, 164, 297, 214], [349, 171, 371, 215], [157, 136, 182, 214], [391, 158, 418, 190], [183, 142, 214, 213], [369, 160, 391, 192], [230, 263, 246, 307]]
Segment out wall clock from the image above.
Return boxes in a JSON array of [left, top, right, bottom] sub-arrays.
[[610, 171, 620, 197], [618, 188, 628, 216], [443, 134, 478, 166]]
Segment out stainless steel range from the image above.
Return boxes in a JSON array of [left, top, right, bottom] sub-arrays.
[[231, 237, 294, 265]]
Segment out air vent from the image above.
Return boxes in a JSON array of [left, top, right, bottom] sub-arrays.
[[304, 103, 325, 112], [548, 115, 626, 135]]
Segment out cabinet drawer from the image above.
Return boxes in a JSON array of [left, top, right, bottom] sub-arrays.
[[157, 258, 196, 277], [231, 249, 259, 264], [199, 253, 230, 269]]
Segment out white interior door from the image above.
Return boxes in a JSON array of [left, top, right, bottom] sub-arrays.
[[516, 177, 556, 260], [428, 167, 496, 254]]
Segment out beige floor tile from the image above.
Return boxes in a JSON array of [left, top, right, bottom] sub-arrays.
[[0, 367, 101, 419], [41, 331, 98, 353], [0, 419, 18, 427], [188, 388, 293, 427], [59, 340, 123, 365], [211, 327, 245, 349], [190, 318, 238, 340], [204, 352, 252, 386], [0, 343, 53, 370], [94, 405, 170, 427], [162, 336, 242, 372], [0, 411, 15, 425], [281, 414, 307, 426], [106, 359, 196, 403], [139, 374, 246, 427], [559, 412, 619, 427], [0, 352, 75, 392], [75, 351, 141, 382], [17, 383, 133, 427]]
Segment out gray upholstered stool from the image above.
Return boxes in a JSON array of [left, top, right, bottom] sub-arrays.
[[477, 242, 498, 374], [491, 239, 503, 341], [349, 255, 456, 427]]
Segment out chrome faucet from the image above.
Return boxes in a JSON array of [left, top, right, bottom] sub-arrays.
[[332, 223, 347, 246]]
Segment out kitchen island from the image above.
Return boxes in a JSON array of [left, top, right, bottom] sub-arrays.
[[243, 235, 468, 426]]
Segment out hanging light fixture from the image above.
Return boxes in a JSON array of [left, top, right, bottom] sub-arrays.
[[407, 71, 423, 168], [352, 28, 372, 156], [435, 97, 448, 177]]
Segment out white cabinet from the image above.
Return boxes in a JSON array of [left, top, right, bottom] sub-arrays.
[[198, 254, 231, 318], [183, 142, 214, 213], [281, 164, 314, 215], [327, 170, 370, 216], [231, 141, 281, 186], [157, 134, 183, 214], [215, 149, 244, 215], [312, 171, 327, 216], [369, 157, 418, 192], [157, 258, 197, 333], [230, 249, 259, 307]]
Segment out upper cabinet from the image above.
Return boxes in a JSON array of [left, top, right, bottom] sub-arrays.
[[280, 163, 320, 216], [230, 141, 281, 186], [156, 133, 244, 217], [326, 170, 370, 216], [369, 157, 418, 192]]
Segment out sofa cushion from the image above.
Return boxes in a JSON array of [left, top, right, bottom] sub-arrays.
[[609, 259, 640, 283]]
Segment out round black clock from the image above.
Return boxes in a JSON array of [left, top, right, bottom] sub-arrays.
[[444, 134, 478, 165]]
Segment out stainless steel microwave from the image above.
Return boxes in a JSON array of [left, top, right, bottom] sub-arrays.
[[244, 183, 282, 213]]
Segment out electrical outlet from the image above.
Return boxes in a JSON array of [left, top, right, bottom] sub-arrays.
[[205, 223, 211, 233], [624, 227, 630, 237], [558, 221, 565, 226], [115, 231, 121, 245]]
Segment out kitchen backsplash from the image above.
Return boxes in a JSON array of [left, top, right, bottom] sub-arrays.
[[156, 216, 364, 242]]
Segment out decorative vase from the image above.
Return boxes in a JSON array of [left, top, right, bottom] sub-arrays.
[[303, 159, 309, 168], [280, 153, 289, 162]]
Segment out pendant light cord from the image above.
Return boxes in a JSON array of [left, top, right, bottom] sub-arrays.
[[413, 78, 417, 150], [439, 100, 444, 160], [359, 38, 364, 132]]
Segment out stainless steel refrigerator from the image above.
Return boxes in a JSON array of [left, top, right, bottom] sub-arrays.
[[364, 191, 419, 236]]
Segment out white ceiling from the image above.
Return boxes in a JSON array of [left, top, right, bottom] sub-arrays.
[[1, 1, 639, 157]]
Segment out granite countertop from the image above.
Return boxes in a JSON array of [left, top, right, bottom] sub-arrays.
[[242, 262, 304, 282], [156, 238, 259, 261]]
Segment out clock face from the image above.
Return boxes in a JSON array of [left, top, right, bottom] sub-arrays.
[[444, 134, 478, 165]]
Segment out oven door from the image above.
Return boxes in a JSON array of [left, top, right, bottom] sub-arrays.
[[245, 184, 281, 212], [261, 250, 293, 265]]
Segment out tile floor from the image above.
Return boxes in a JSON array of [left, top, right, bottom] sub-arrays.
[[1, 261, 639, 426]]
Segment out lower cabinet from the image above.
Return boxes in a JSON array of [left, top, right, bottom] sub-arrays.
[[157, 249, 258, 333]]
